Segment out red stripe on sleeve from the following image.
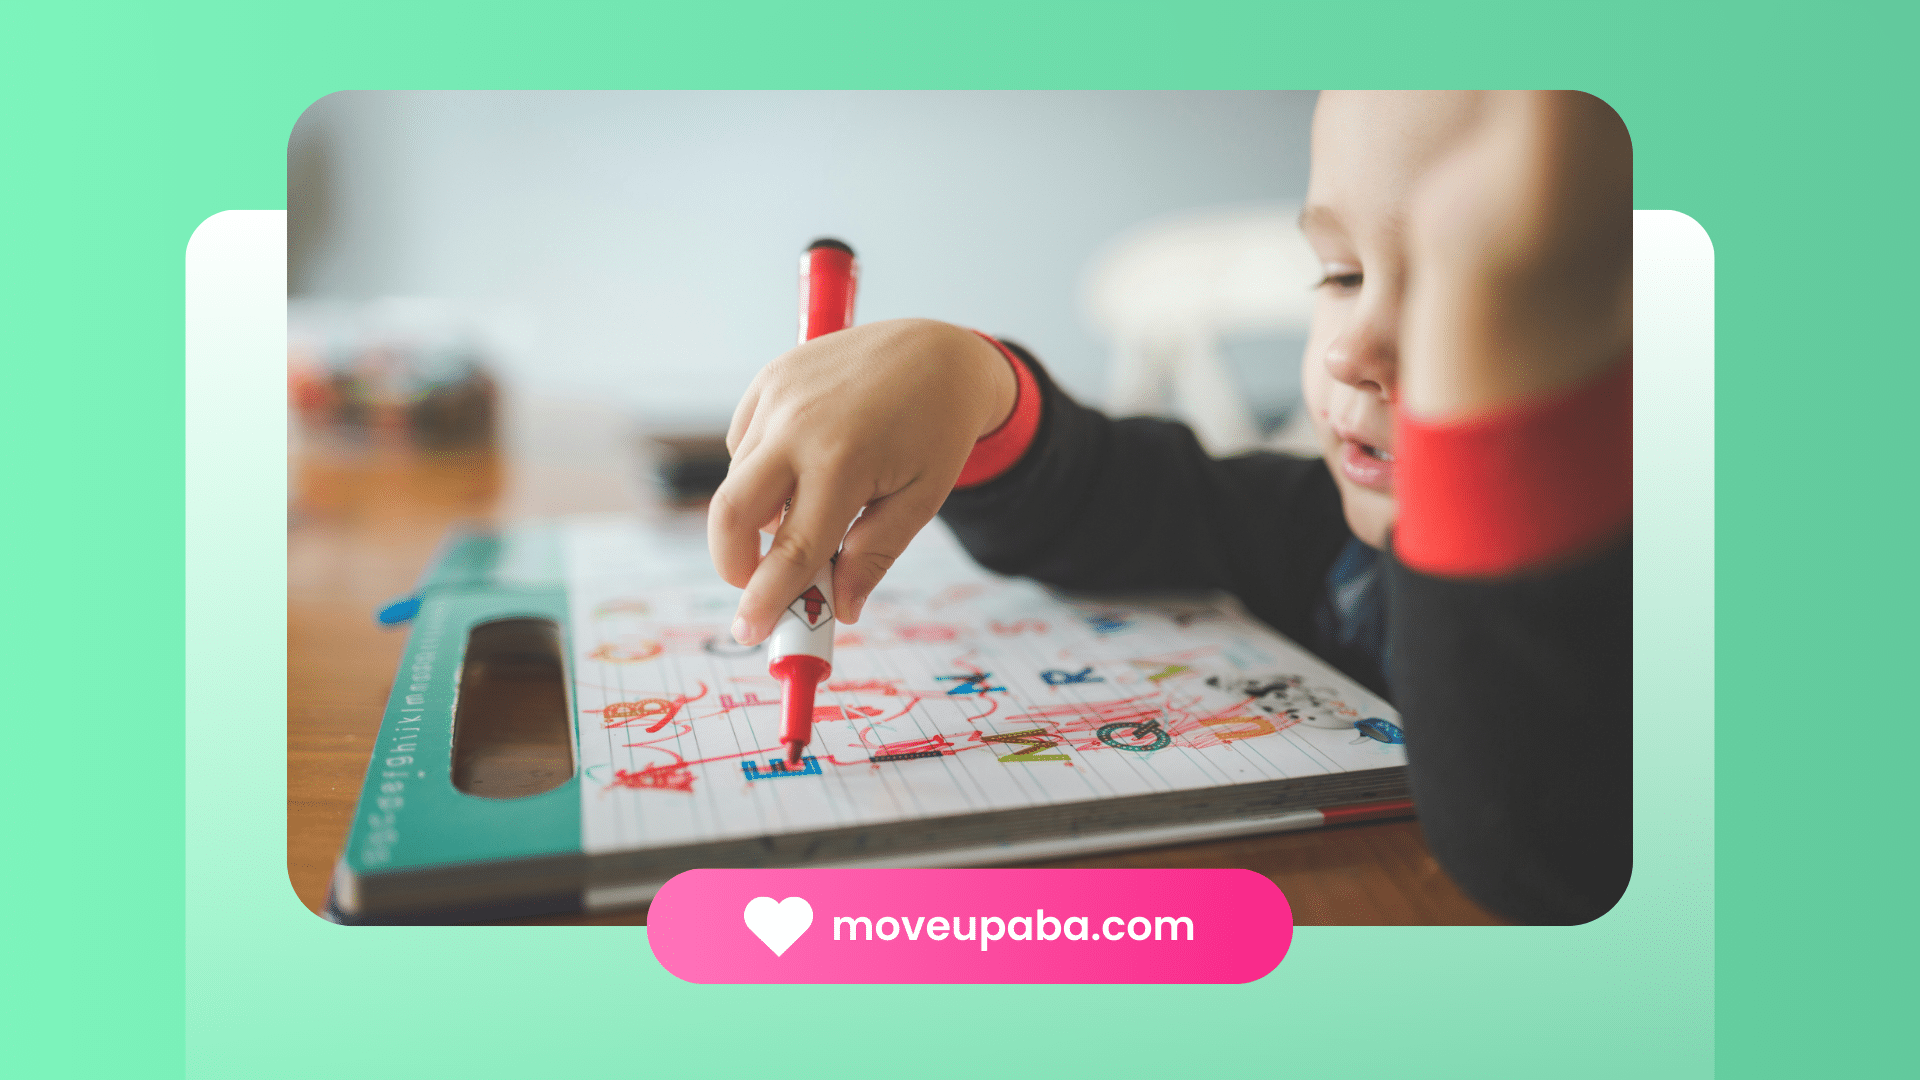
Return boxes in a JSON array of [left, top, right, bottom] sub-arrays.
[[954, 332, 1043, 489], [1394, 358, 1631, 578]]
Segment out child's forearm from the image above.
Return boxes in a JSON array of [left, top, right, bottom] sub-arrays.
[[939, 343, 1352, 643], [1384, 92, 1634, 923], [1394, 91, 1633, 579], [1386, 535, 1632, 924]]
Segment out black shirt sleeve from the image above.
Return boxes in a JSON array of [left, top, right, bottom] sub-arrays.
[[936, 342, 1352, 646], [1384, 536, 1633, 925]]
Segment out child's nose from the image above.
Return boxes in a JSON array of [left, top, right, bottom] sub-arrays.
[[1323, 320, 1398, 402]]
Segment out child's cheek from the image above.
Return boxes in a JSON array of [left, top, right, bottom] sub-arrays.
[[1299, 337, 1336, 449]]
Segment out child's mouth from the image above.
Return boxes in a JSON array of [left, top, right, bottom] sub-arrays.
[[1338, 438, 1396, 493]]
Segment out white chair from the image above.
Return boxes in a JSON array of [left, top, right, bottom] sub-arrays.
[[1081, 204, 1322, 457]]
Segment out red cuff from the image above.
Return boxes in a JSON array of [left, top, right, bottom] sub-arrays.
[[954, 332, 1042, 489], [1394, 358, 1631, 578]]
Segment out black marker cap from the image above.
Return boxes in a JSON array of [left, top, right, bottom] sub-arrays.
[[806, 237, 855, 256]]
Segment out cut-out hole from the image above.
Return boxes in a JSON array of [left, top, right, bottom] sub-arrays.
[[451, 618, 575, 799]]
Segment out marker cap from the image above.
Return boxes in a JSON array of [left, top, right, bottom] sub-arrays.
[[798, 240, 858, 344]]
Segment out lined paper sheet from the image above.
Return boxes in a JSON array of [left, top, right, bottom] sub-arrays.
[[564, 515, 1402, 856]]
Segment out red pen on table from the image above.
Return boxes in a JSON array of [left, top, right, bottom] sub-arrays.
[[767, 238, 859, 767]]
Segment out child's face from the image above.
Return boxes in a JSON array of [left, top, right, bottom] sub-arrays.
[[1298, 91, 1484, 548]]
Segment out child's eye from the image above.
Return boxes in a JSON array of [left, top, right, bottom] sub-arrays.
[[1314, 271, 1363, 292]]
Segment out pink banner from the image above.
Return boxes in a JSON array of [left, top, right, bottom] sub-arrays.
[[647, 868, 1293, 983]]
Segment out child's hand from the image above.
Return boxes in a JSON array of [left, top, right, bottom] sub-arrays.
[[709, 318, 1017, 645], [1401, 91, 1632, 420]]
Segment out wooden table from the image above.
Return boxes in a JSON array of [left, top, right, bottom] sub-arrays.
[[288, 401, 1500, 926]]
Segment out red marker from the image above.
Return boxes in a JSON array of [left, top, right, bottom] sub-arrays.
[[768, 238, 859, 767]]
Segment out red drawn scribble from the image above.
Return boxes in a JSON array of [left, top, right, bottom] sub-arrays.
[[717, 692, 780, 711], [638, 673, 1004, 764], [589, 640, 662, 663], [944, 656, 987, 678], [962, 697, 1000, 720], [621, 719, 696, 750], [842, 683, 964, 732], [927, 583, 989, 610], [1002, 694, 1162, 728], [870, 734, 954, 758], [834, 632, 866, 647], [680, 747, 781, 768], [606, 762, 695, 793], [998, 691, 1287, 751], [701, 683, 936, 727], [989, 619, 1049, 636], [896, 623, 960, 643], [821, 677, 956, 723], [827, 678, 906, 696], [837, 685, 1003, 754], [620, 744, 785, 775], [814, 704, 885, 722], [597, 684, 708, 732], [1001, 696, 1161, 749]]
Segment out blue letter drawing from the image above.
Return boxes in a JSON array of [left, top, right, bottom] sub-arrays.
[[742, 757, 822, 780], [936, 673, 1005, 695]]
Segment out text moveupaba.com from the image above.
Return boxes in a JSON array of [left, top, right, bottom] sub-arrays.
[[831, 911, 1195, 951]]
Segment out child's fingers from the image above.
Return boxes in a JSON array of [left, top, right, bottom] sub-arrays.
[[706, 454, 794, 590], [724, 381, 761, 457], [731, 423, 772, 468], [733, 482, 867, 646], [832, 482, 948, 625]]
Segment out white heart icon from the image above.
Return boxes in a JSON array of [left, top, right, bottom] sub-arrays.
[[742, 896, 813, 957]]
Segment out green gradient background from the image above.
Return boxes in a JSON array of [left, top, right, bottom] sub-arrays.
[[9, 3, 1905, 1077]]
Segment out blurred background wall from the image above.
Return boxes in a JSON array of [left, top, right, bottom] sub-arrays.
[[288, 90, 1318, 429]]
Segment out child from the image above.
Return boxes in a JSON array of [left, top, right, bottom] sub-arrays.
[[708, 91, 1632, 924]]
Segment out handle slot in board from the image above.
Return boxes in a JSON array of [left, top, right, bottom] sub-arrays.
[[450, 617, 575, 799]]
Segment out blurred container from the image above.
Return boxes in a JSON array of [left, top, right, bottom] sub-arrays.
[[634, 418, 733, 508], [289, 298, 499, 452]]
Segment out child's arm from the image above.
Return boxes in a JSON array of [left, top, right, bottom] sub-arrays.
[[713, 315, 1353, 649], [1388, 91, 1633, 924], [939, 342, 1352, 649]]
